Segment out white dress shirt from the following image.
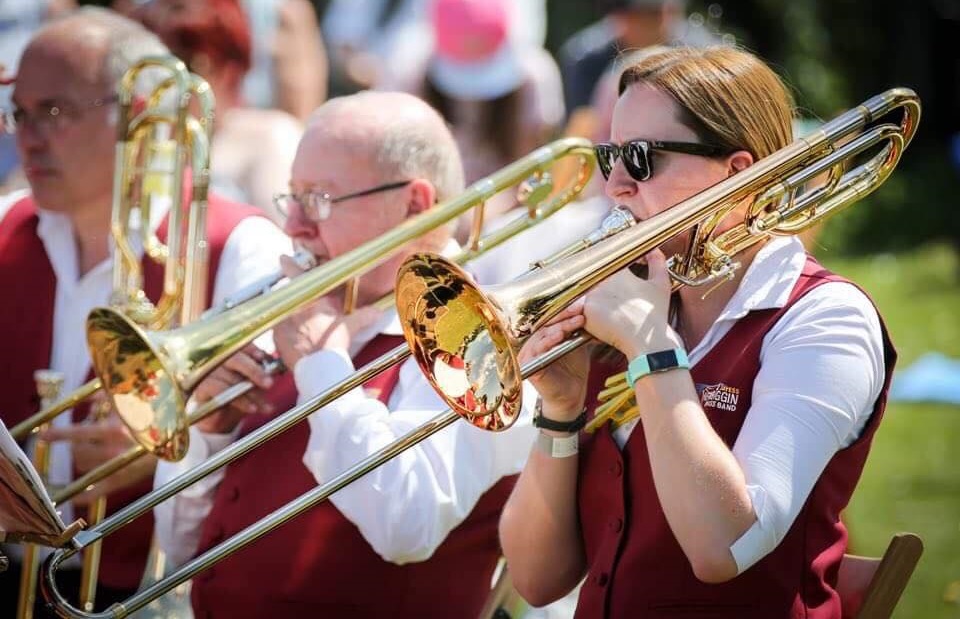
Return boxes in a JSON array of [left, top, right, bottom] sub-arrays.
[[0, 189, 292, 554], [607, 235, 886, 573]]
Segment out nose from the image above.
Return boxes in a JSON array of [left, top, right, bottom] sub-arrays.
[[15, 116, 49, 154], [604, 156, 637, 204], [282, 200, 318, 241]]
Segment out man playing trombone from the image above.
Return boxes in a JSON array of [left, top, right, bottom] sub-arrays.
[[154, 91, 537, 618], [0, 7, 290, 615]]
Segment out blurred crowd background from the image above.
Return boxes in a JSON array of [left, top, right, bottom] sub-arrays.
[[1, 1, 958, 617], [2, 0, 958, 255]]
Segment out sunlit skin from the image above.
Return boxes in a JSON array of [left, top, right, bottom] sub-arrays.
[[502, 84, 768, 603], [282, 122, 437, 310], [522, 84, 758, 414]]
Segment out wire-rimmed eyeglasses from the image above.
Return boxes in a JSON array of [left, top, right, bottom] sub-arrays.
[[1, 95, 120, 135], [273, 180, 412, 223]]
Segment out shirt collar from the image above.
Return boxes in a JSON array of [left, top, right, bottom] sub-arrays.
[[35, 204, 72, 244], [715, 235, 807, 322], [35, 196, 172, 264]]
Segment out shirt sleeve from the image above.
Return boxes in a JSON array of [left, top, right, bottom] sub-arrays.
[[729, 282, 886, 572], [210, 215, 293, 307], [152, 426, 238, 567], [298, 349, 537, 565]]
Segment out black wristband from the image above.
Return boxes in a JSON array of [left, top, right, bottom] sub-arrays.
[[533, 397, 588, 433]]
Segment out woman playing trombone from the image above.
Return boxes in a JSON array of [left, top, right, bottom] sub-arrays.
[[500, 46, 894, 618]]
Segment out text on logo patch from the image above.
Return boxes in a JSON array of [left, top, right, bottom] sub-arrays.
[[697, 383, 741, 412]]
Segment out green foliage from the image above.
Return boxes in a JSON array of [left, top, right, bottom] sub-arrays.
[[816, 146, 960, 258], [819, 245, 960, 618]]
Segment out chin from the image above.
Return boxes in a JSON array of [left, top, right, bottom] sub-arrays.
[[28, 186, 70, 212]]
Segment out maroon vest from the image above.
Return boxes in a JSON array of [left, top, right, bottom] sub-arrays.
[[190, 335, 517, 619], [575, 256, 896, 619], [0, 193, 266, 590]]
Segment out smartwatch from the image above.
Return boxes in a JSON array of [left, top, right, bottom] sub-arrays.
[[626, 347, 690, 387]]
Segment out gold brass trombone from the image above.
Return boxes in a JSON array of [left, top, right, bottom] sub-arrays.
[[11, 55, 214, 618], [16, 371, 65, 619], [48, 168, 594, 507], [39, 138, 598, 618], [394, 88, 920, 424], [82, 137, 596, 462]]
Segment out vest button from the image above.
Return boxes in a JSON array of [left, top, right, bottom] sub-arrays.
[[609, 461, 623, 477], [609, 517, 623, 532], [595, 572, 609, 586], [228, 486, 240, 501]]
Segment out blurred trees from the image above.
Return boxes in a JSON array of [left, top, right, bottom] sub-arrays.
[[547, 0, 960, 257]]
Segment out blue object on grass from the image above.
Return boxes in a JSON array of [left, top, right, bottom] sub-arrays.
[[889, 352, 960, 405]]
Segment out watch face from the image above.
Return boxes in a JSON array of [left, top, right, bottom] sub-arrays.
[[647, 349, 680, 372]]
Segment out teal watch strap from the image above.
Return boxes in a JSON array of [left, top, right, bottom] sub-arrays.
[[626, 348, 690, 387]]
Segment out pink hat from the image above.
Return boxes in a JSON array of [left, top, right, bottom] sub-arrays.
[[428, 0, 524, 100]]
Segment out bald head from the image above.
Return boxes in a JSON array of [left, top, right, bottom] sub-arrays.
[[285, 92, 465, 307], [304, 92, 465, 203], [26, 7, 168, 92]]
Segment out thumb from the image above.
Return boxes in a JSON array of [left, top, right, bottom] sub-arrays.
[[645, 249, 672, 290]]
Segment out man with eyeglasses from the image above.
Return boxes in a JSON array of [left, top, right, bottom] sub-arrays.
[[152, 90, 537, 618], [0, 7, 290, 615]]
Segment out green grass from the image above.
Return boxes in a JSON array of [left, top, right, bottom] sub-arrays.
[[817, 243, 960, 618]]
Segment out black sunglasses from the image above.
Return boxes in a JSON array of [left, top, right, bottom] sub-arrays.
[[594, 139, 730, 182]]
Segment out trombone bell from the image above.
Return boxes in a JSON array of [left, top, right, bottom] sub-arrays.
[[86, 307, 188, 461], [396, 255, 521, 431]]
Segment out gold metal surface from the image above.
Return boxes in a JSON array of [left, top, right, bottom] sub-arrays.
[[11, 56, 214, 617], [397, 257, 521, 430], [17, 371, 65, 619]]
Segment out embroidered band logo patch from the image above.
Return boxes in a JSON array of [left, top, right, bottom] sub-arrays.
[[697, 383, 741, 412]]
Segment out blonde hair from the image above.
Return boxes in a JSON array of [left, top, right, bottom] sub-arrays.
[[618, 46, 795, 160]]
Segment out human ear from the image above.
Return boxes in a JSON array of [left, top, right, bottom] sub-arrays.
[[405, 179, 435, 217], [726, 150, 754, 176]]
